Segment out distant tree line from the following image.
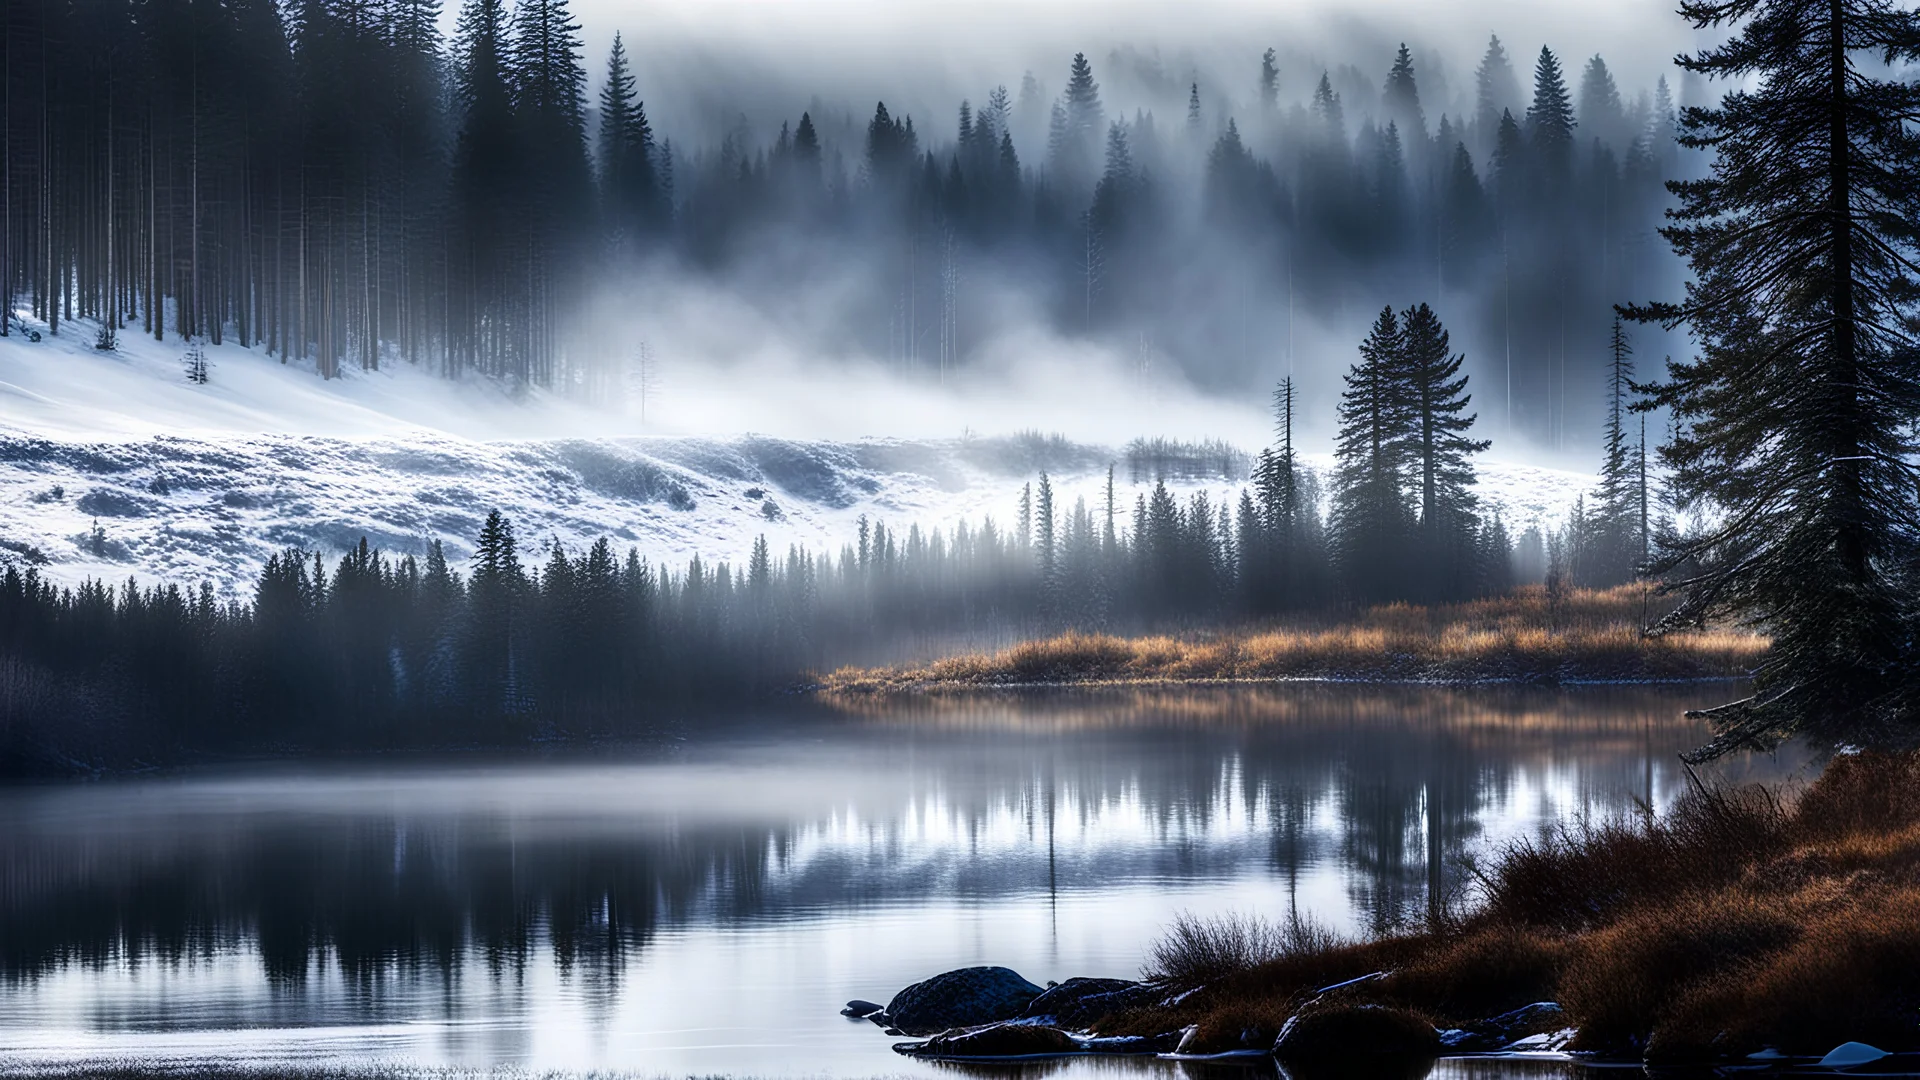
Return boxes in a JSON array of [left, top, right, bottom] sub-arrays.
[[2, 3, 1682, 442], [0, 304, 1677, 771]]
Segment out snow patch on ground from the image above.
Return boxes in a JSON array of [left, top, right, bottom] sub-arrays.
[[0, 315, 1596, 595]]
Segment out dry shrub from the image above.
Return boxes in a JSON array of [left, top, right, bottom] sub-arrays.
[[1378, 927, 1569, 1024], [999, 632, 1134, 680], [1652, 889, 1920, 1057], [1146, 911, 1345, 988], [1481, 783, 1789, 932], [1172, 998, 1298, 1054], [1792, 751, 1920, 844], [1559, 891, 1802, 1055]]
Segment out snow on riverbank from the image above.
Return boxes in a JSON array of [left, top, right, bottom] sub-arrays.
[[0, 315, 1597, 595]]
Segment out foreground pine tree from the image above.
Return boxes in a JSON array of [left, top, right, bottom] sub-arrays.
[[1628, 0, 1920, 758]]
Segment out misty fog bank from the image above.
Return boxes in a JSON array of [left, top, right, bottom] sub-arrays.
[[4, 0, 1715, 476]]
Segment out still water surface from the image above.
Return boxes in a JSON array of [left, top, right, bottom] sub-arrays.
[[0, 685, 1806, 1077]]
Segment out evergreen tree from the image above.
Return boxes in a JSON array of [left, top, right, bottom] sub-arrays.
[[1525, 47, 1576, 191], [1647, 75, 1679, 174], [1400, 302, 1488, 599], [1383, 43, 1426, 146], [451, 0, 521, 375], [1578, 55, 1626, 154], [468, 509, 525, 721], [1053, 52, 1103, 190], [865, 101, 917, 186], [509, 0, 593, 282], [1093, 122, 1135, 229], [1441, 140, 1488, 289], [1251, 376, 1312, 611], [1586, 315, 1639, 585], [598, 33, 660, 246], [1311, 72, 1344, 135], [1491, 109, 1527, 203], [1035, 471, 1058, 614], [1474, 35, 1521, 155], [1626, 0, 1920, 757], [1370, 122, 1410, 255], [1331, 306, 1414, 603]]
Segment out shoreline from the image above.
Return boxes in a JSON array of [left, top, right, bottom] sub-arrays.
[[819, 672, 1753, 693], [855, 751, 1920, 1069]]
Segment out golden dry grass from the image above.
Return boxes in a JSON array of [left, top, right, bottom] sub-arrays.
[[1112, 752, 1920, 1061], [820, 585, 1768, 692]]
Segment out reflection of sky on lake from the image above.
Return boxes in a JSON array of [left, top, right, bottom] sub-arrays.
[[0, 685, 1810, 1077]]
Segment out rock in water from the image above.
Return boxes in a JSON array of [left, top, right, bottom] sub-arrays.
[[882, 966, 1046, 1035], [1437, 1001, 1568, 1052], [841, 999, 884, 1018], [1021, 977, 1154, 1030], [1819, 1043, 1890, 1069], [897, 1021, 1081, 1058], [1275, 1004, 1441, 1066]]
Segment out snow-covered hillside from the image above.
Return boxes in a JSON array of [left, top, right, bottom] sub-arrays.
[[0, 317, 1598, 596]]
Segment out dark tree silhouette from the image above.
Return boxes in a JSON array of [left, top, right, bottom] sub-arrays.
[[1627, 0, 1920, 758]]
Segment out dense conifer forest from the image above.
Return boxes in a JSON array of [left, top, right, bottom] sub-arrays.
[[0, 305, 1670, 771], [5, 0, 1920, 768], [1, 1, 1685, 445]]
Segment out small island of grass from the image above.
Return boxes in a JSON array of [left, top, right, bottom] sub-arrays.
[[822, 584, 1767, 693]]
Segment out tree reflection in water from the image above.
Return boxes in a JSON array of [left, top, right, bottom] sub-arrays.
[[0, 685, 1805, 1074]]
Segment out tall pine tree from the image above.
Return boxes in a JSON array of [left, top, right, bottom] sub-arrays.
[[1629, 0, 1920, 757]]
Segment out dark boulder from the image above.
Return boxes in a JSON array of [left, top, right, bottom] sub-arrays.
[[896, 1021, 1081, 1059], [1438, 1002, 1568, 1053], [1275, 1004, 1441, 1065], [881, 966, 1046, 1036], [841, 999, 885, 1019], [1021, 977, 1156, 1030]]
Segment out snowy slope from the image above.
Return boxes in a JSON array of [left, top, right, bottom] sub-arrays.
[[0, 314, 1597, 595]]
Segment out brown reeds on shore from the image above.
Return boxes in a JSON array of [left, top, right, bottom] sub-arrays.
[[820, 585, 1768, 692], [1110, 752, 1920, 1061]]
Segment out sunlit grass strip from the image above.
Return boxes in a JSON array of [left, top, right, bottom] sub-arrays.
[[820, 585, 1769, 692]]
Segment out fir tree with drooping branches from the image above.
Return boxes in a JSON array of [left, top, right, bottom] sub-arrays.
[[1626, 0, 1920, 758]]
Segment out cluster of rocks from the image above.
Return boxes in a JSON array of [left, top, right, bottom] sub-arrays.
[[849, 967, 1916, 1072], [841, 965, 1528, 1065], [841, 968, 1172, 1058]]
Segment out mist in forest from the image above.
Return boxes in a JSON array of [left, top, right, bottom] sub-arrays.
[[2, 0, 1708, 467]]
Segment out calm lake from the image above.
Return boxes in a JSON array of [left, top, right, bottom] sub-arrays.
[[0, 685, 1807, 1078]]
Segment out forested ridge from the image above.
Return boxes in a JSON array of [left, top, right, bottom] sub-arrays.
[[0, 304, 1665, 771], [2, 2, 1683, 444]]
